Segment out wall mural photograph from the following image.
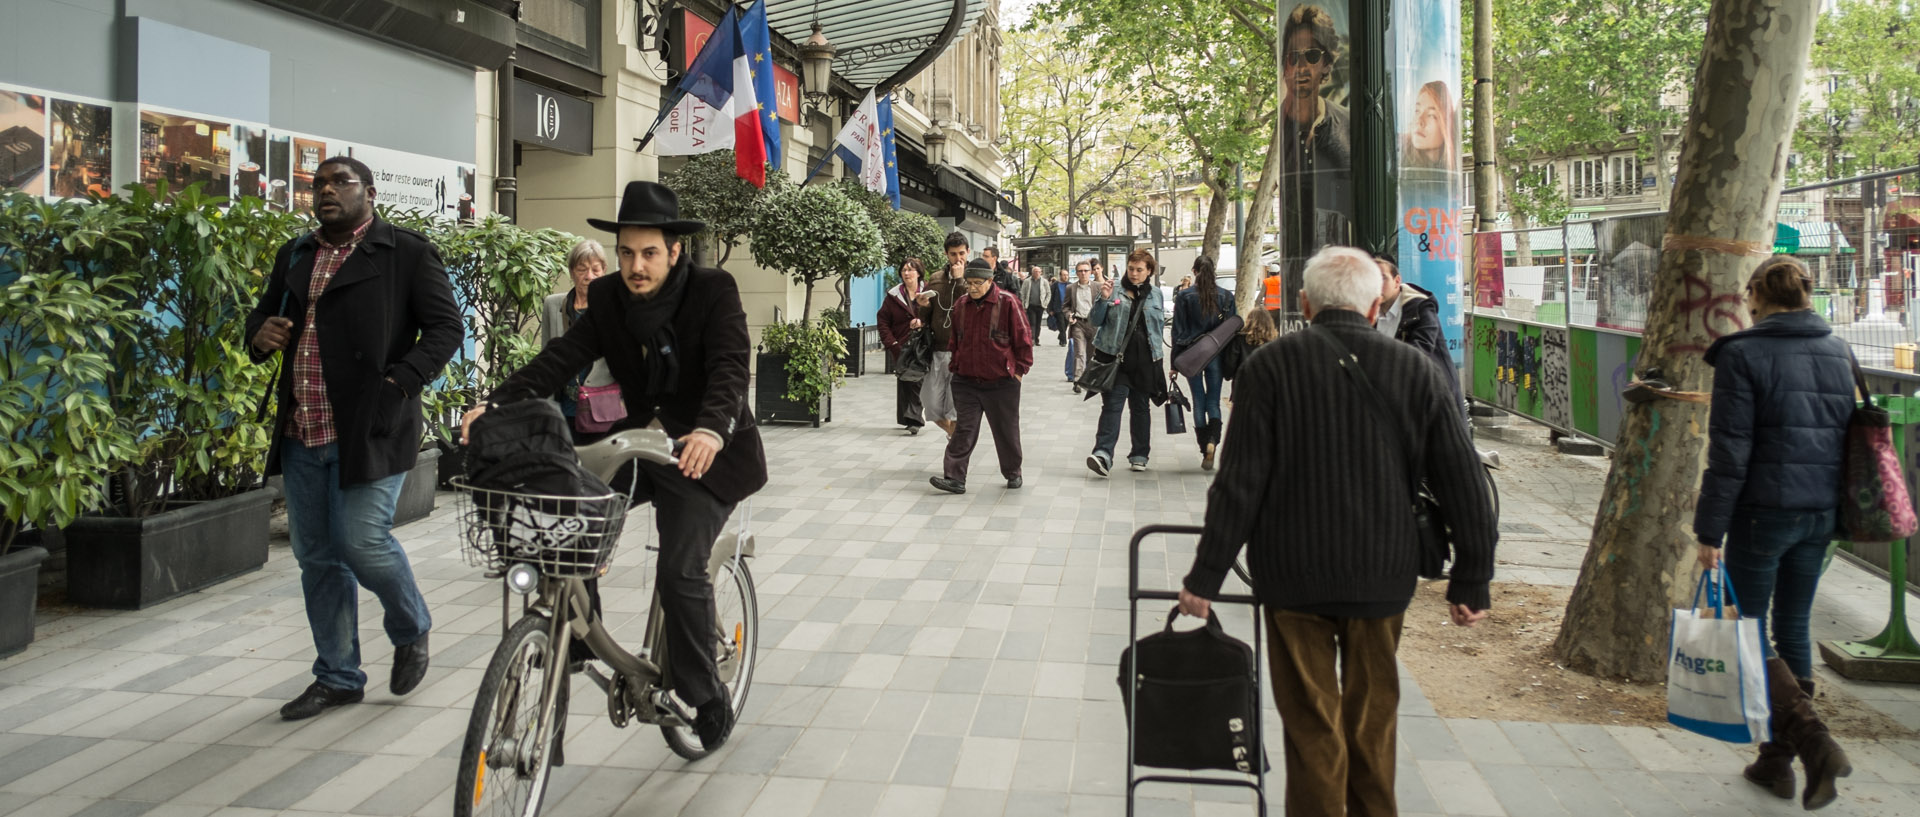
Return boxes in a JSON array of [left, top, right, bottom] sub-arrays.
[[139, 110, 234, 198], [0, 92, 49, 195], [49, 99, 111, 199], [1278, 2, 1354, 315]]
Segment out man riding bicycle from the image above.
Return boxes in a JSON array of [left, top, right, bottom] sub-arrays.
[[460, 181, 767, 750]]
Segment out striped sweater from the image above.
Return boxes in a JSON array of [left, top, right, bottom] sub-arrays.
[[1183, 308, 1498, 613]]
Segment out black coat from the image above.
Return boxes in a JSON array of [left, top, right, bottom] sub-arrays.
[[488, 259, 768, 504], [1693, 309, 1853, 545], [246, 218, 465, 486], [1392, 282, 1462, 404]]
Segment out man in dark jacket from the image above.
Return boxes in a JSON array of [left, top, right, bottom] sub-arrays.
[[1377, 256, 1465, 419], [930, 259, 1033, 494], [461, 181, 767, 752], [246, 156, 464, 721], [1178, 246, 1496, 816], [915, 233, 973, 437]]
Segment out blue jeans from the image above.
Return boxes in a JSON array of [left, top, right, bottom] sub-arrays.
[[281, 440, 432, 691], [1065, 337, 1078, 379], [1722, 506, 1836, 679], [1186, 357, 1224, 430], [1093, 383, 1152, 464]]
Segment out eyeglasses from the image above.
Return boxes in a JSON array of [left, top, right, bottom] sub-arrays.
[[1284, 48, 1328, 67], [312, 175, 365, 193]]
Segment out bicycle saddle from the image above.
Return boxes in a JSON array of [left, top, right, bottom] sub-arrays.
[[576, 428, 680, 482]]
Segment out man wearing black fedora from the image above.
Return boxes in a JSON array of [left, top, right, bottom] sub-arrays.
[[461, 180, 768, 751]]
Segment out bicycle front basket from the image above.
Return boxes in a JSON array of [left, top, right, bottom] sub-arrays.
[[450, 477, 629, 578]]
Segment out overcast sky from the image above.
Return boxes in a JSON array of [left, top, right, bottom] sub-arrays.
[[1002, 0, 1035, 28]]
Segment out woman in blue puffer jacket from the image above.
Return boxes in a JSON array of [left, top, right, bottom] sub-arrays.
[[1692, 255, 1853, 809]]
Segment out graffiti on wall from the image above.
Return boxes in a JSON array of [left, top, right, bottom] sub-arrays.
[[1540, 328, 1571, 428]]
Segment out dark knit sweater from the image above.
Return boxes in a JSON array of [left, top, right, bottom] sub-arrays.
[[1183, 309, 1498, 614]]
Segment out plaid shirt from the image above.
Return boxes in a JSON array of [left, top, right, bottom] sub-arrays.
[[287, 218, 371, 446]]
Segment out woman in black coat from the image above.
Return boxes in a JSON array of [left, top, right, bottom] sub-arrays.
[[1692, 256, 1853, 808]]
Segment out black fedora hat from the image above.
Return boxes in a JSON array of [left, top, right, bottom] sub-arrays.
[[586, 180, 706, 235]]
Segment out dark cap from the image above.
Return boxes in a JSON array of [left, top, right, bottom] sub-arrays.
[[964, 258, 994, 280]]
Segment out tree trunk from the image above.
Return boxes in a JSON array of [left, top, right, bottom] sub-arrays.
[[1472, 0, 1499, 235], [802, 279, 815, 322], [1020, 190, 1032, 238], [1551, 0, 1817, 681], [1651, 130, 1674, 205], [1202, 164, 1232, 263], [1236, 117, 1284, 314]]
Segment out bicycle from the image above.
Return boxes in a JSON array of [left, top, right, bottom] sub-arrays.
[[449, 428, 759, 817]]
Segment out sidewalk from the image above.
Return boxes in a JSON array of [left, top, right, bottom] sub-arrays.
[[3, 339, 1919, 817]]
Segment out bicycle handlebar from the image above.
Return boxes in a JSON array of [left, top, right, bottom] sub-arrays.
[[575, 429, 684, 483]]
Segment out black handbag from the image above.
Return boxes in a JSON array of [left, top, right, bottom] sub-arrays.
[[896, 329, 933, 383], [1165, 381, 1189, 434], [1118, 608, 1267, 773], [1172, 314, 1245, 379], [1075, 289, 1149, 399], [1312, 328, 1452, 579]]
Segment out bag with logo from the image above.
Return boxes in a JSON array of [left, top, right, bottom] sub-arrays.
[[1117, 608, 1268, 772], [1666, 564, 1770, 743]]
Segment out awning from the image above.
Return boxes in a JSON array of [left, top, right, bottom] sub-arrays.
[[766, 0, 987, 89]]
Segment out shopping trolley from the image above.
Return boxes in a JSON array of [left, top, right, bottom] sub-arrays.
[[1123, 524, 1267, 816]]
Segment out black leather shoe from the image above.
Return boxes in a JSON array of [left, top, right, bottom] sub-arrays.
[[391, 635, 430, 696], [694, 688, 735, 750], [930, 476, 966, 494], [1006, 476, 1022, 489], [281, 682, 363, 720]]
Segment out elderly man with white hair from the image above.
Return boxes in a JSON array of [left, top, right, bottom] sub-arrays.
[[1179, 245, 1498, 817]]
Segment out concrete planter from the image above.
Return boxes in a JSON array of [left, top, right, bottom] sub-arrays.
[[0, 545, 48, 658], [394, 447, 441, 526]]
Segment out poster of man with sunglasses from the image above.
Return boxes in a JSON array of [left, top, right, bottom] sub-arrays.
[[1278, 4, 1354, 320]]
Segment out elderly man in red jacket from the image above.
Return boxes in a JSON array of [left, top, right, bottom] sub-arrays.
[[930, 258, 1034, 494]]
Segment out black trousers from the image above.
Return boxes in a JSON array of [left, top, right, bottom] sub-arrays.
[[1027, 306, 1045, 342], [944, 376, 1022, 482], [601, 459, 737, 708]]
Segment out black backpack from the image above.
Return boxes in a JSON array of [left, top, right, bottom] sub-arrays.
[[463, 399, 622, 574]]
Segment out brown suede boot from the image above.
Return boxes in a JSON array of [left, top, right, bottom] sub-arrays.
[[1763, 658, 1850, 810], [1743, 736, 1796, 799]]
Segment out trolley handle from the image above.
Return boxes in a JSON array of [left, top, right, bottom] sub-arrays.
[[1127, 524, 1258, 606]]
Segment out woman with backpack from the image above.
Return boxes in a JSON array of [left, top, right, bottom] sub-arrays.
[[1171, 255, 1237, 470]]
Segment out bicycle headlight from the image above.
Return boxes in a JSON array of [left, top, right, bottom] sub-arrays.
[[505, 562, 539, 595]]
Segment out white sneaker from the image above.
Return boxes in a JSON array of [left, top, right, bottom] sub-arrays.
[[1129, 460, 1148, 472]]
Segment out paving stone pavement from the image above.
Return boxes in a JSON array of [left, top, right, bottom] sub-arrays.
[[6, 340, 1920, 816]]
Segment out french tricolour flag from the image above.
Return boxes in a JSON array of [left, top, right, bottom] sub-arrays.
[[654, 6, 768, 187]]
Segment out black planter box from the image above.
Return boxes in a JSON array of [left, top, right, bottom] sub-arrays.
[[64, 488, 274, 609], [394, 447, 441, 527], [756, 351, 830, 427], [839, 327, 866, 377], [0, 545, 48, 658], [437, 443, 467, 489]]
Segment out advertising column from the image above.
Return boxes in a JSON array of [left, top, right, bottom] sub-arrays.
[[1392, 0, 1465, 364], [1277, 3, 1356, 325]]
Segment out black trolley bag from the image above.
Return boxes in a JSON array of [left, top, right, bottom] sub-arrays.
[[1120, 524, 1269, 816]]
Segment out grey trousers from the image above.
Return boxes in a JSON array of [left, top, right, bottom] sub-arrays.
[[919, 351, 957, 422]]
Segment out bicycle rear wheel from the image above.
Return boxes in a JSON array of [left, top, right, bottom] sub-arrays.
[[456, 613, 564, 817], [662, 556, 759, 759]]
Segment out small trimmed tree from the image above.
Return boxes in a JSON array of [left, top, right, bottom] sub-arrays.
[[664, 151, 788, 266], [751, 183, 883, 320]]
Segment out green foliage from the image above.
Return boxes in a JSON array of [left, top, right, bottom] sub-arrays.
[[1467, 0, 1711, 224], [999, 17, 1164, 235], [387, 209, 578, 445], [885, 209, 947, 273], [663, 151, 791, 265], [0, 193, 146, 550], [100, 182, 310, 516], [760, 319, 848, 414], [750, 183, 883, 319], [1795, 0, 1920, 181]]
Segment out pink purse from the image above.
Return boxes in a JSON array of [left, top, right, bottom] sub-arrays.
[[573, 383, 627, 434], [1840, 354, 1918, 543]]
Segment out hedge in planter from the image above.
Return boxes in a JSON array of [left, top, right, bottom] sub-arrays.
[[756, 319, 847, 425], [64, 183, 309, 608], [663, 150, 787, 267], [0, 192, 148, 638]]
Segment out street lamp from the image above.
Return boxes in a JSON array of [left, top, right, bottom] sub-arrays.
[[799, 23, 837, 118]]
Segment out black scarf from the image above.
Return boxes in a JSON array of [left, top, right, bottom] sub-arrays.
[[623, 255, 690, 398]]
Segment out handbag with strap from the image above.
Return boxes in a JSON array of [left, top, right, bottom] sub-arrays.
[[1172, 313, 1246, 379], [1165, 381, 1189, 434], [897, 329, 934, 383], [1075, 291, 1149, 398], [1313, 327, 1454, 579], [1840, 352, 1918, 542], [1117, 608, 1268, 772], [572, 382, 627, 434]]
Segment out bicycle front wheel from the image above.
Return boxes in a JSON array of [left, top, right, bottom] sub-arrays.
[[456, 612, 564, 817], [662, 556, 759, 759]]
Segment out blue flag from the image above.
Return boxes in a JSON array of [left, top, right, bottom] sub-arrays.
[[740, 0, 783, 170], [878, 93, 900, 208]]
